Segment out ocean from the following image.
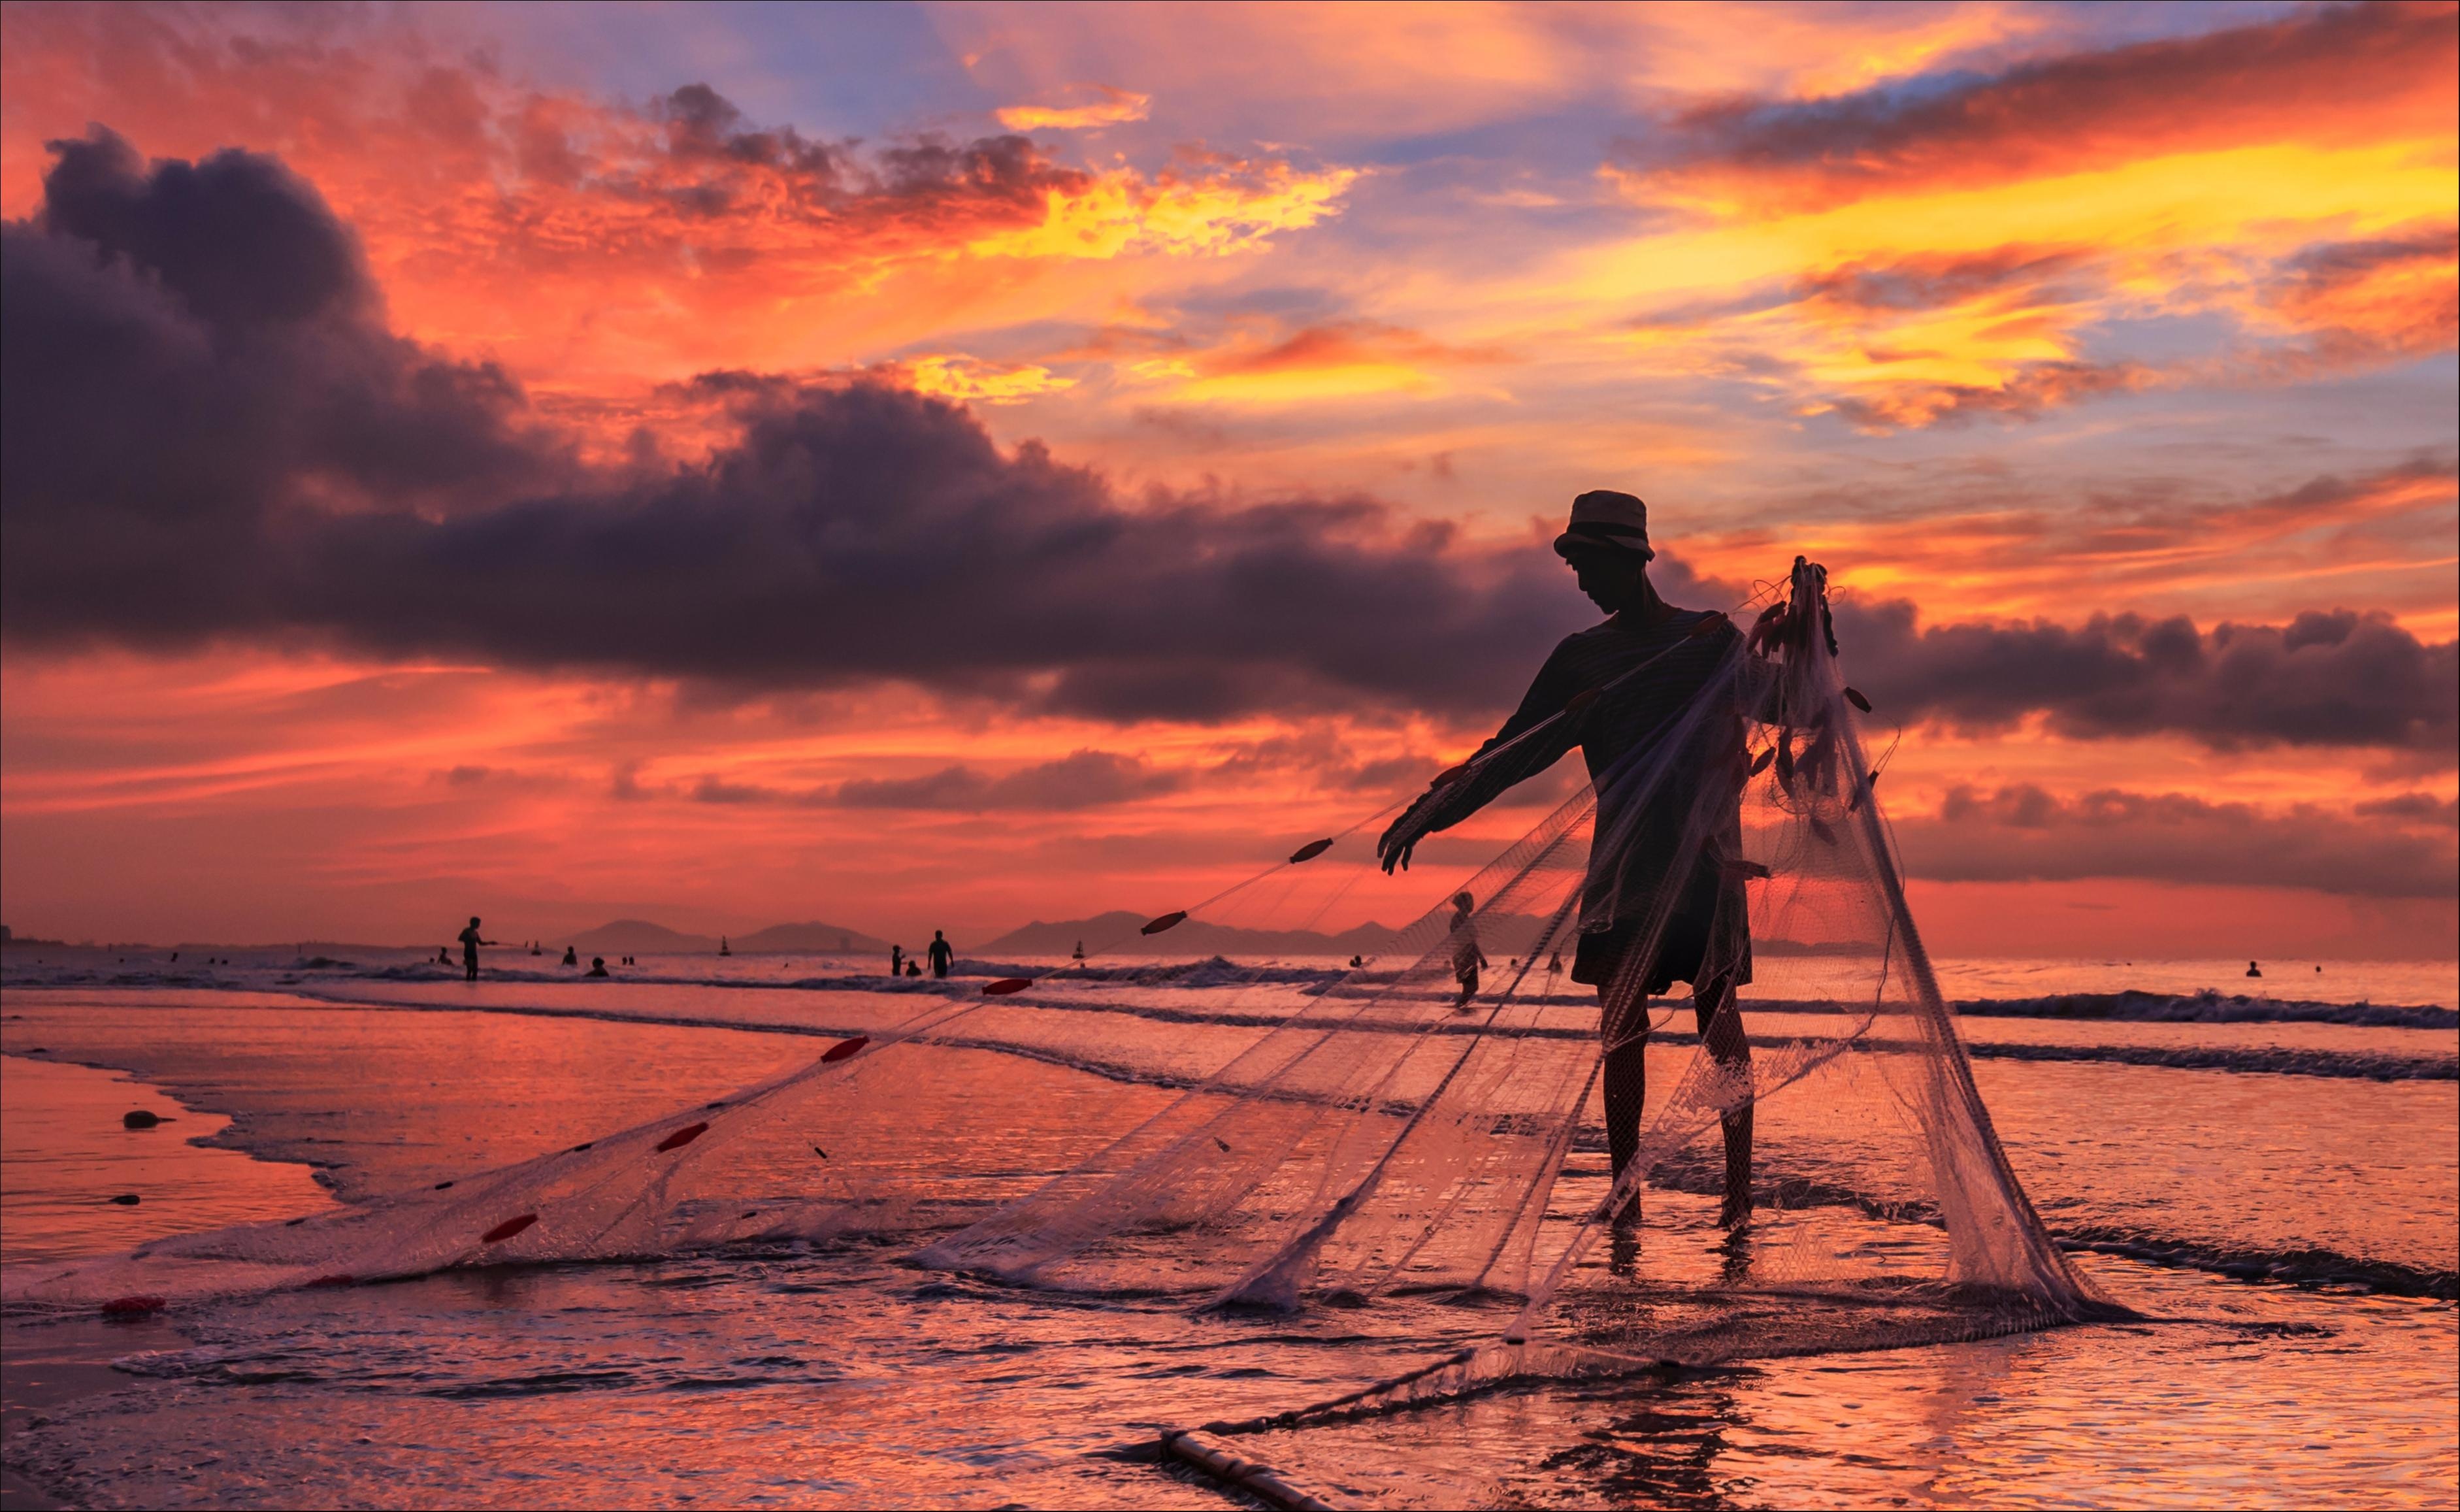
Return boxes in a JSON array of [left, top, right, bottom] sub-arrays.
[[2, 949, 2453, 1508]]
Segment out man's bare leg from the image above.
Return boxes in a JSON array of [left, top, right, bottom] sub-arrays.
[[1697, 977, 1753, 1228], [1598, 980, 1648, 1217]]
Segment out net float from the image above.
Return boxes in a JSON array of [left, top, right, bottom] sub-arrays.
[[654, 1122, 709, 1153], [1748, 748, 1775, 776], [821, 1035, 868, 1063], [101, 1295, 167, 1317], [1142, 911, 1189, 934], [1809, 816, 1838, 845], [433, 1180, 454, 1191], [480, 1213, 538, 1245], [983, 978, 1033, 996], [568, 1142, 593, 1153], [1288, 838, 1336, 863], [1845, 686, 1873, 713], [1430, 763, 1469, 788]]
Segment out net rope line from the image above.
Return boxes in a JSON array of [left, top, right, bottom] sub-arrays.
[[8, 553, 2122, 1448]]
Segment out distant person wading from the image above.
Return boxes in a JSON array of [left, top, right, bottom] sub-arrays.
[[457, 916, 496, 983], [927, 930, 954, 979]]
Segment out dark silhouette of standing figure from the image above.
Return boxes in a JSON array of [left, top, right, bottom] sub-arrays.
[[1379, 489, 1756, 1228], [457, 917, 495, 982], [1448, 891, 1489, 1010], [563, 945, 578, 966], [891, 944, 906, 977], [927, 930, 954, 979]]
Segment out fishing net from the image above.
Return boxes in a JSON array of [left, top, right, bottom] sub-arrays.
[[5, 557, 2116, 1410]]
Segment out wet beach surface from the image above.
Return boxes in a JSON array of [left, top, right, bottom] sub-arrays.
[[2, 976, 2453, 1508]]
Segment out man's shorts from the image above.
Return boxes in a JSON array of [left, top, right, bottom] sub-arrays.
[[1571, 910, 1751, 998]]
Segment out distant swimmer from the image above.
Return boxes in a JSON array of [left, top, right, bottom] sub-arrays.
[[563, 945, 578, 966], [1073, 940, 1087, 963], [891, 944, 905, 977], [588, 955, 610, 977], [457, 917, 496, 982], [905, 959, 922, 978], [2247, 960, 2262, 978], [1349, 955, 1364, 969], [927, 930, 954, 979], [1449, 892, 1489, 1010]]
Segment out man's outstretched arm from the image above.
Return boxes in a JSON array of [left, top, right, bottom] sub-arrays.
[[1378, 644, 1582, 872]]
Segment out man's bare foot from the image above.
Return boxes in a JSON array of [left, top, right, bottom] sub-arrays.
[[1718, 1191, 1752, 1230]]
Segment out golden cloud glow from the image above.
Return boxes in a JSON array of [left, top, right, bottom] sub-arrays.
[[996, 84, 1153, 131]]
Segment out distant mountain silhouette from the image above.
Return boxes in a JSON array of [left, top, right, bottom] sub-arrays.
[[565, 918, 887, 953], [732, 921, 889, 953], [982, 910, 1561, 959]]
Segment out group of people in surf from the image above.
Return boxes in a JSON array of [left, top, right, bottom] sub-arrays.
[[888, 932, 955, 979]]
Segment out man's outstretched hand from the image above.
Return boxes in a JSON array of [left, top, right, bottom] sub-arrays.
[[1377, 800, 1435, 874]]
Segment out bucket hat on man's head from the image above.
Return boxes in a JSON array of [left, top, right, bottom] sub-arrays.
[[1553, 489, 1653, 560]]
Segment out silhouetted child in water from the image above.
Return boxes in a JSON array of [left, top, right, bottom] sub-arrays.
[[457, 916, 495, 982], [563, 945, 578, 966], [588, 955, 610, 977], [890, 944, 904, 977], [1449, 891, 1488, 1010], [904, 959, 922, 978]]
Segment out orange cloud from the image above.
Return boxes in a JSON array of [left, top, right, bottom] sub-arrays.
[[1618, 1, 2459, 215], [996, 84, 1152, 132]]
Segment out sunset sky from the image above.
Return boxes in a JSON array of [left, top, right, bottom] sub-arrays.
[[1, 0, 2453, 956]]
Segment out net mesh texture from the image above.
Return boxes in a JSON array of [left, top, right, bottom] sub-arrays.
[[4, 557, 2122, 1418]]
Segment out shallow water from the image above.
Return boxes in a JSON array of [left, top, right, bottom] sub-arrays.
[[1, 974, 2453, 1508]]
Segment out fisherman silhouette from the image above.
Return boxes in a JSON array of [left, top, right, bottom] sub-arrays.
[[891, 944, 905, 977], [456, 916, 495, 983], [1448, 891, 1489, 1011], [563, 945, 578, 967], [927, 930, 954, 979], [588, 955, 610, 978], [1379, 489, 1758, 1227]]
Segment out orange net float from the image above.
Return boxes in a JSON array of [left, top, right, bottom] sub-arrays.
[[1287, 838, 1334, 863], [1688, 610, 1731, 637], [983, 978, 1033, 996], [1141, 911, 1189, 935], [480, 1213, 538, 1245], [821, 1035, 868, 1063], [655, 1122, 710, 1153]]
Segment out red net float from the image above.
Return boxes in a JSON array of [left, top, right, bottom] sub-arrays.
[[101, 1294, 166, 1317], [821, 1036, 868, 1063], [480, 1214, 538, 1245], [1845, 686, 1873, 713], [1287, 838, 1334, 864], [655, 1122, 709, 1153], [983, 978, 1033, 996], [1141, 911, 1189, 935]]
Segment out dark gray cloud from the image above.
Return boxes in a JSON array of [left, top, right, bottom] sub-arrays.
[[3, 129, 2450, 766], [1836, 600, 2458, 760], [1893, 785, 2459, 899]]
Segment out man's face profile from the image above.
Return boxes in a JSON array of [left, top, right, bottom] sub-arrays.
[[1563, 545, 1646, 614]]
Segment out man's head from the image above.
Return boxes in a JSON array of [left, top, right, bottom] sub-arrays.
[[1554, 489, 1654, 612], [469, 915, 480, 926], [1453, 891, 1475, 912]]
